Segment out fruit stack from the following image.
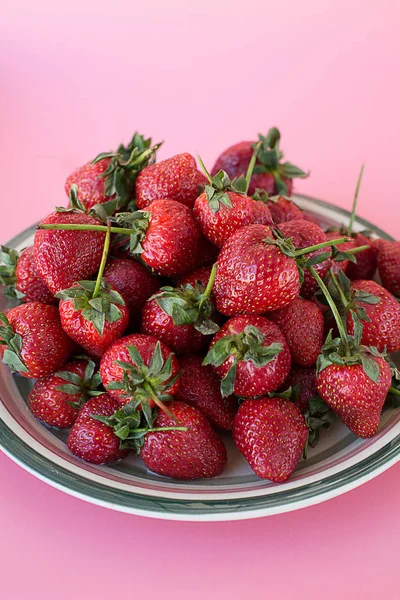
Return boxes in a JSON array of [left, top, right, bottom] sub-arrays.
[[1, 129, 400, 483]]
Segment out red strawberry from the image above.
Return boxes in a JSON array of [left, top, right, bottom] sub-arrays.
[[65, 132, 159, 212], [0, 303, 73, 378], [280, 220, 332, 296], [346, 232, 377, 280], [268, 297, 324, 366], [100, 333, 180, 415], [263, 196, 304, 224], [204, 315, 291, 397], [232, 397, 308, 482], [28, 359, 102, 428], [67, 395, 128, 464], [377, 240, 400, 297], [324, 230, 355, 276], [212, 128, 308, 197], [177, 265, 213, 287], [175, 355, 237, 429], [346, 280, 400, 353], [104, 257, 161, 329], [0, 246, 56, 305], [140, 401, 227, 479], [141, 265, 218, 355], [34, 211, 106, 294], [281, 366, 318, 413], [136, 153, 199, 209]]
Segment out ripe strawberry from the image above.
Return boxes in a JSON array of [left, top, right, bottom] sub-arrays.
[[104, 257, 160, 328], [377, 240, 400, 297], [232, 397, 308, 482], [212, 127, 308, 197], [193, 171, 272, 248], [204, 315, 291, 397], [0, 303, 73, 378], [279, 220, 332, 296], [67, 395, 129, 464], [136, 153, 199, 209], [262, 195, 304, 224], [140, 401, 227, 479], [346, 232, 377, 280], [34, 211, 106, 295], [177, 265, 213, 287], [0, 246, 56, 304], [268, 297, 324, 366], [100, 333, 180, 420], [346, 280, 400, 353], [174, 355, 237, 429], [281, 365, 318, 413], [65, 132, 159, 212], [324, 230, 355, 276], [28, 359, 102, 428]]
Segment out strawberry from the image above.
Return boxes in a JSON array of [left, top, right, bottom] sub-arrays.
[[0, 246, 56, 304], [28, 359, 102, 428], [67, 395, 129, 464], [141, 265, 218, 355], [261, 195, 304, 224], [104, 257, 160, 329], [140, 401, 227, 479], [177, 265, 213, 287], [136, 153, 199, 209], [268, 297, 324, 366], [232, 397, 308, 482], [377, 240, 400, 297], [324, 231, 355, 276], [0, 303, 73, 378], [99, 333, 180, 422], [212, 127, 308, 197], [204, 315, 291, 397], [65, 132, 159, 212], [281, 365, 318, 413], [174, 355, 237, 429], [193, 169, 272, 249], [34, 211, 106, 295]]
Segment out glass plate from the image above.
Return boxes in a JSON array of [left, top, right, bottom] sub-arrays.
[[1, 194, 399, 521]]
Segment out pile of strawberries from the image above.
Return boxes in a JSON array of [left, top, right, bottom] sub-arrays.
[[1, 128, 400, 483]]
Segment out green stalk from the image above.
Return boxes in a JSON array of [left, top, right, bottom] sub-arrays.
[[348, 164, 364, 234], [198, 263, 217, 310], [328, 268, 349, 308], [130, 426, 188, 434], [389, 387, 400, 397], [92, 221, 111, 299], [309, 266, 350, 356], [197, 156, 213, 184], [244, 141, 262, 195], [294, 237, 348, 257], [345, 244, 370, 255], [143, 383, 178, 423], [38, 223, 133, 235]]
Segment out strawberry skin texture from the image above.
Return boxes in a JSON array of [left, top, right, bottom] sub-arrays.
[[210, 315, 292, 396], [281, 365, 318, 413], [347, 280, 400, 353], [136, 153, 199, 209], [28, 360, 88, 428], [268, 297, 324, 366], [280, 220, 331, 296], [104, 258, 160, 329], [100, 333, 180, 404], [67, 395, 128, 464], [59, 295, 129, 359], [174, 355, 237, 429], [377, 241, 400, 297], [140, 401, 227, 479], [34, 212, 106, 295], [141, 199, 202, 277], [1, 302, 73, 378], [141, 297, 207, 355], [193, 192, 272, 249], [232, 397, 308, 482], [266, 197, 303, 224], [15, 246, 56, 304], [65, 158, 113, 211], [346, 233, 377, 280], [178, 265, 213, 287], [317, 359, 391, 438], [213, 224, 300, 316], [247, 173, 293, 197]]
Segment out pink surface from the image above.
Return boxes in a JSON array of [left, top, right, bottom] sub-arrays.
[[1, 1, 399, 598]]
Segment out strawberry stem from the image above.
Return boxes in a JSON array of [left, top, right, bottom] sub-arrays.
[[143, 383, 178, 423], [132, 426, 188, 434], [294, 237, 348, 257], [38, 223, 133, 235], [328, 268, 349, 308], [389, 386, 400, 397], [346, 244, 370, 255], [92, 221, 111, 299], [348, 164, 364, 234], [244, 141, 262, 195], [197, 156, 213, 184], [309, 266, 350, 356], [199, 263, 217, 307]]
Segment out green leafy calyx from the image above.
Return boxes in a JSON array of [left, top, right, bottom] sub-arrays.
[[0, 312, 28, 373], [55, 359, 103, 409], [0, 246, 25, 300]]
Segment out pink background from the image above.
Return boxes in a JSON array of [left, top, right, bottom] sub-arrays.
[[1, 1, 399, 598]]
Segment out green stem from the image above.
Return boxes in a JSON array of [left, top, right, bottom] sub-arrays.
[[244, 141, 262, 195], [294, 237, 348, 257], [348, 164, 364, 234], [345, 244, 370, 255], [197, 156, 213, 184], [92, 221, 111, 299], [131, 426, 188, 434], [199, 263, 217, 308], [389, 386, 400, 397], [329, 268, 349, 308], [143, 383, 178, 423], [309, 266, 350, 356], [38, 223, 133, 235]]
